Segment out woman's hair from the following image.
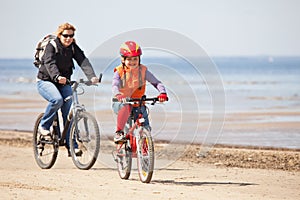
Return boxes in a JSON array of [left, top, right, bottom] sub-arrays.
[[55, 22, 76, 37]]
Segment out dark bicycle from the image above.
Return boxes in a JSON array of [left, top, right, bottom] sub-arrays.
[[33, 75, 102, 170]]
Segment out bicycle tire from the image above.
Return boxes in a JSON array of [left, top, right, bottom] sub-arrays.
[[32, 113, 58, 169], [136, 127, 154, 183], [116, 142, 132, 179], [69, 111, 100, 170]]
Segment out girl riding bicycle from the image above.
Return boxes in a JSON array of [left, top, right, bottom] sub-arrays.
[[112, 41, 168, 143]]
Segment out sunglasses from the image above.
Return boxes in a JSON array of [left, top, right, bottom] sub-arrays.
[[61, 34, 74, 38]]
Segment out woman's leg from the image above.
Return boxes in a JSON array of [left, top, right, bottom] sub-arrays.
[[58, 84, 73, 125], [37, 81, 63, 130], [58, 84, 73, 149]]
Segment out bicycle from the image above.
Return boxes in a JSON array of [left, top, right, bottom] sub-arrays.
[[33, 75, 102, 170], [112, 95, 167, 183]]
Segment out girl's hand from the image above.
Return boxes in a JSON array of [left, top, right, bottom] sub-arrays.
[[158, 93, 168, 102]]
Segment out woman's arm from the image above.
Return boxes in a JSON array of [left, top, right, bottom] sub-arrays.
[[42, 43, 60, 81], [72, 43, 97, 80]]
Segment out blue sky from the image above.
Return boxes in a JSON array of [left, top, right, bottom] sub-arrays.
[[1, 0, 300, 58]]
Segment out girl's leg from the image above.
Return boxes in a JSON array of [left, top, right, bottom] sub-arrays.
[[112, 102, 132, 131], [117, 104, 131, 131], [112, 102, 132, 142], [133, 105, 151, 130]]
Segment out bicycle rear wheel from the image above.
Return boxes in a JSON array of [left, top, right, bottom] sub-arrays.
[[116, 142, 132, 179], [33, 113, 58, 169], [69, 111, 100, 170], [136, 127, 154, 183]]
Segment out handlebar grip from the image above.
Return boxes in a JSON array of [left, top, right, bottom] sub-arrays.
[[99, 73, 103, 83], [112, 98, 119, 102]]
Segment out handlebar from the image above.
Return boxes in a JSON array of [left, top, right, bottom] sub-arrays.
[[67, 73, 103, 87], [64, 73, 102, 102], [112, 95, 168, 105]]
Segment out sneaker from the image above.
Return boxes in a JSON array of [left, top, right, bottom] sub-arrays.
[[75, 148, 83, 156], [38, 126, 51, 140], [114, 131, 126, 144], [68, 148, 83, 157]]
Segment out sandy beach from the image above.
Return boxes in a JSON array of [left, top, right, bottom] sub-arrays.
[[0, 129, 299, 200]]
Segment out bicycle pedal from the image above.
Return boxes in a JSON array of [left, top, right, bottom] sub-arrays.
[[115, 141, 125, 144], [59, 140, 66, 146]]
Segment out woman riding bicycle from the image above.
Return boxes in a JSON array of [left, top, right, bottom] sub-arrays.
[[36, 22, 99, 154], [112, 41, 168, 143]]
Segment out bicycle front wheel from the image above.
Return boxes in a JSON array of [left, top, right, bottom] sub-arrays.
[[116, 142, 132, 179], [33, 113, 58, 169], [69, 111, 100, 170], [136, 127, 154, 183]]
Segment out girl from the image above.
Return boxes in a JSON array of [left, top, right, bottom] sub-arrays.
[[112, 41, 168, 143]]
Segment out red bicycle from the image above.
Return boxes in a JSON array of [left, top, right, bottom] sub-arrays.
[[112, 95, 164, 183]]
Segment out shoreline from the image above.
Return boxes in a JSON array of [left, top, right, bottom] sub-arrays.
[[1, 128, 299, 152], [1, 129, 299, 172], [1, 127, 299, 152]]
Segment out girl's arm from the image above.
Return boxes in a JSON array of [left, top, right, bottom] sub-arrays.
[[145, 70, 167, 94]]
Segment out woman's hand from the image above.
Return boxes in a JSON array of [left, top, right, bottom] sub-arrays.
[[91, 77, 99, 84], [57, 76, 67, 85]]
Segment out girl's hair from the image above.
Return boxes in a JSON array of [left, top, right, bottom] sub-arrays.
[[55, 22, 76, 37]]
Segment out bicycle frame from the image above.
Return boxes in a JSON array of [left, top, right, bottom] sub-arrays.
[[118, 112, 145, 157], [55, 81, 85, 146]]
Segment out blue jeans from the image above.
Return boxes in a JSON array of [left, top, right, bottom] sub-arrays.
[[37, 80, 73, 147]]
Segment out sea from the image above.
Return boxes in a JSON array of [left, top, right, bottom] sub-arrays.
[[0, 56, 299, 149]]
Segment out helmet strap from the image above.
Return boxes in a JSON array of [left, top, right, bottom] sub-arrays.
[[121, 56, 142, 90], [121, 59, 126, 88], [138, 65, 142, 90]]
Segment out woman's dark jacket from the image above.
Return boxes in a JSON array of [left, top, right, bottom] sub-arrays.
[[37, 38, 96, 83]]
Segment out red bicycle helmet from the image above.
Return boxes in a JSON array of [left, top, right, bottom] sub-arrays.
[[120, 41, 142, 57]]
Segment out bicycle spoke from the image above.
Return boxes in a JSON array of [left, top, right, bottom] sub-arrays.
[[33, 113, 58, 169], [69, 111, 100, 170], [116, 143, 132, 179], [136, 128, 154, 183]]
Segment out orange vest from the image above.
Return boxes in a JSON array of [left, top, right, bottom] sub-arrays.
[[114, 64, 147, 98]]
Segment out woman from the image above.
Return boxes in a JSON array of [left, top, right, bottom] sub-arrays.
[[37, 22, 98, 153]]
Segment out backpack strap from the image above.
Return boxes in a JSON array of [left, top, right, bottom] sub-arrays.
[[49, 40, 58, 54], [49, 39, 75, 55]]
